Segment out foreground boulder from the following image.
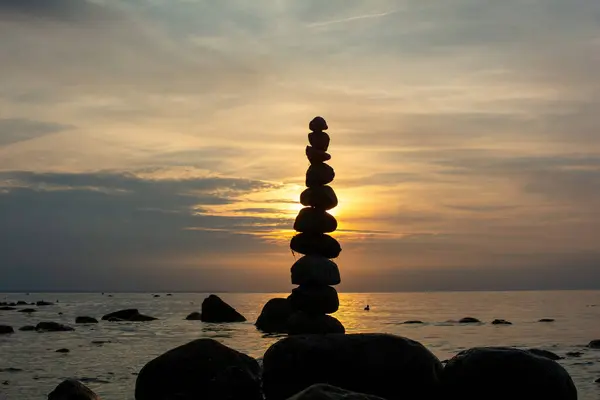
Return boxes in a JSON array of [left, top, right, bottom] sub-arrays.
[[0, 325, 14, 334], [101, 309, 157, 322], [255, 298, 293, 333], [75, 316, 98, 324], [135, 338, 261, 400], [289, 384, 386, 400], [262, 333, 442, 400], [527, 348, 563, 361], [36, 322, 74, 332], [201, 294, 246, 323], [48, 379, 99, 400], [440, 347, 577, 400]]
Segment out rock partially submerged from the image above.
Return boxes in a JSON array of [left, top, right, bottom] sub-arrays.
[[262, 333, 442, 400], [36, 322, 74, 332], [48, 379, 100, 400], [0, 325, 14, 334], [19, 325, 36, 331], [185, 311, 202, 320], [75, 316, 98, 324], [255, 298, 293, 334], [287, 312, 345, 335], [588, 339, 600, 349], [135, 338, 261, 400], [101, 309, 157, 322], [459, 317, 481, 324], [36, 300, 54, 306], [539, 318, 555, 322], [440, 347, 577, 400], [491, 319, 512, 325], [201, 294, 246, 323]]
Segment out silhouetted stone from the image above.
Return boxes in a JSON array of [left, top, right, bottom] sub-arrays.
[[56, 348, 70, 353], [153, 294, 160, 298], [294, 207, 337, 234], [459, 317, 481, 324], [19, 325, 36, 331], [16, 301, 28, 305], [492, 319, 512, 325], [595, 377, 600, 383], [255, 298, 293, 334], [309, 116, 328, 132], [287, 312, 345, 335], [306, 146, 331, 164], [527, 348, 563, 360], [201, 294, 246, 323], [0, 325, 14, 334], [289, 285, 339, 314], [588, 339, 600, 349], [300, 186, 338, 210], [36, 300, 53, 306], [0, 306, 16, 310], [48, 379, 99, 400], [440, 347, 577, 400], [539, 318, 555, 322], [306, 163, 335, 187], [18, 308, 36, 313], [36, 322, 74, 332], [135, 338, 261, 400], [75, 316, 98, 324], [404, 320, 424, 324], [566, 351, 583, 357], [262, 333, 441, 400], [291, 256, 340, 286], [308, 131, 330, 152], [101, 309, 157, 322], [291, 233, 342, 259], [289, 384, 387, 400], [185, 312, 202, 320]]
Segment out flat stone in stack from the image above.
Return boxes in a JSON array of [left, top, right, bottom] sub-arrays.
[[288, 285, 339, 314], [300, 186, 338, 210], [291, 256, 340, 286], [306, 163, 335, 187], [306, 146, 331, 164], [294, 207, 338, 233]]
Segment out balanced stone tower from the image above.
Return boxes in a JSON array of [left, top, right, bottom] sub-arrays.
[[287, 116, 345, 334]]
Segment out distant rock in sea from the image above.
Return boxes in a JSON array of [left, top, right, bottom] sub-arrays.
[[459, 317, 481, 324], [18, 308, 36, 313], [539, 318, 555, 322], [185, 311, 202, 321], [588, 339, 600, 349], [403, 320, 424, 324], [0, 325, 14, 334], [48, 379, 100, 400], [491, 319, 512, 325], [19, 325, 36, 331], [0, 306, 16, 311], [200, 294, 246, 323], [56, 348, 70, 353], [101, 309, 157, 322], [36, 300, 54, 306], [36, 322, 74, 332], [76, 316, 99, 324]]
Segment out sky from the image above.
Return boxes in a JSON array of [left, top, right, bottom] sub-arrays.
[[0, 0, 599, 292]]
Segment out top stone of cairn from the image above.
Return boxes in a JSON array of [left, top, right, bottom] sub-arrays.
[[309, 116, 328, 132]]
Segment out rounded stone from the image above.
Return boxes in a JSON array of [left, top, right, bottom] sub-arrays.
[[294, 207, 337, 234], [305, 146, 331, 164], [309, 116, 328, 132], [291, 256, 341, 286], [308, 131, 330, 152], [288, 285, 339, 314], [306, 164, 335, 187], [300, 186, 338, 210], [286, 312, 345, 335], [291, 233, 342, 259]]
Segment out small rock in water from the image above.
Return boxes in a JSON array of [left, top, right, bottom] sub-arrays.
[[491, 319, 512, 325], [588, 339, 600, 349], [76, 316, 99, 324], [48, 379, 100, 400], [0, 368, 22, 372], [595, 377, 600, 383], [166, 293, 172, 296], [36, 321, 75, 332], [527, 348, 563, 360], [2, 380, 8, 385], [56, 348, 70, 353], [153, 294, 160, 298], [404, 320, 424, 324], [102, 309, 157, 322], [16, 301, 27, 305], [539, 318, 555, 322], [36, 300, 54, 306], [200, 294, 246, 323], [0, 306, 16, 310], [255, 298, 293, 334], [185, 311, 202, 320], [459, 317, 481, 324], [19, 325, 36, 331], [18, 308, 37, 313], [566, 351, 583, 357], [0, 325, 14, 334]]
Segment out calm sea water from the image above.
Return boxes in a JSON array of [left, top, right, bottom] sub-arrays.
[[1, 291, 599, 399]]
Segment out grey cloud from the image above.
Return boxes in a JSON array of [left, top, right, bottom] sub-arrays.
[[0, 118, 72, 146], [0, 0, 113, 22]]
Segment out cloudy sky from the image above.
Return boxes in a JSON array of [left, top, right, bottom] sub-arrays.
[[1, 0, 599, 292]]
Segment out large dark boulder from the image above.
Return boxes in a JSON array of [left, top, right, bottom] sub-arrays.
[[440, 347, 577, 400], [306, 164, 335, 187], [75, 316, 98, 324], [527, 348, 563, 360], [287, 312, 345, 335], [262, 334, 441, 400], [101, 309, 157, 322], [0, 325, 14, 334], [201, 294, 246, 323], [588, 339, 600, 349], [36, 322, 74, 332], [294, 208, 337, 234], [288, 384, 386, 400], [291, 256, 340, 286], [300, 186, 338, 210], [289, 285, 339, 314], [255, 298, 293, 334], [48, 379, 100, 400], [308, 131, 330, 152], [309, 116, 328, 132], [291, 233, 341, 259], [305, 146, 331, 164], [135, 338, 261, 400]]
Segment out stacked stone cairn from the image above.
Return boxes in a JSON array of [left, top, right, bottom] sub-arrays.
[[287, 116, 345, 334]]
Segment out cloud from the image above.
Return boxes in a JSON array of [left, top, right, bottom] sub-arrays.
[[0, 118, 72, 146]]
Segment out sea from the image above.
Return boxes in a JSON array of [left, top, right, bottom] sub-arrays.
[[1, 291, 599, 399]]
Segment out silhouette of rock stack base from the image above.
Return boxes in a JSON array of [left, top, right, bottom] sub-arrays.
[[287, 116, 345, 334]]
